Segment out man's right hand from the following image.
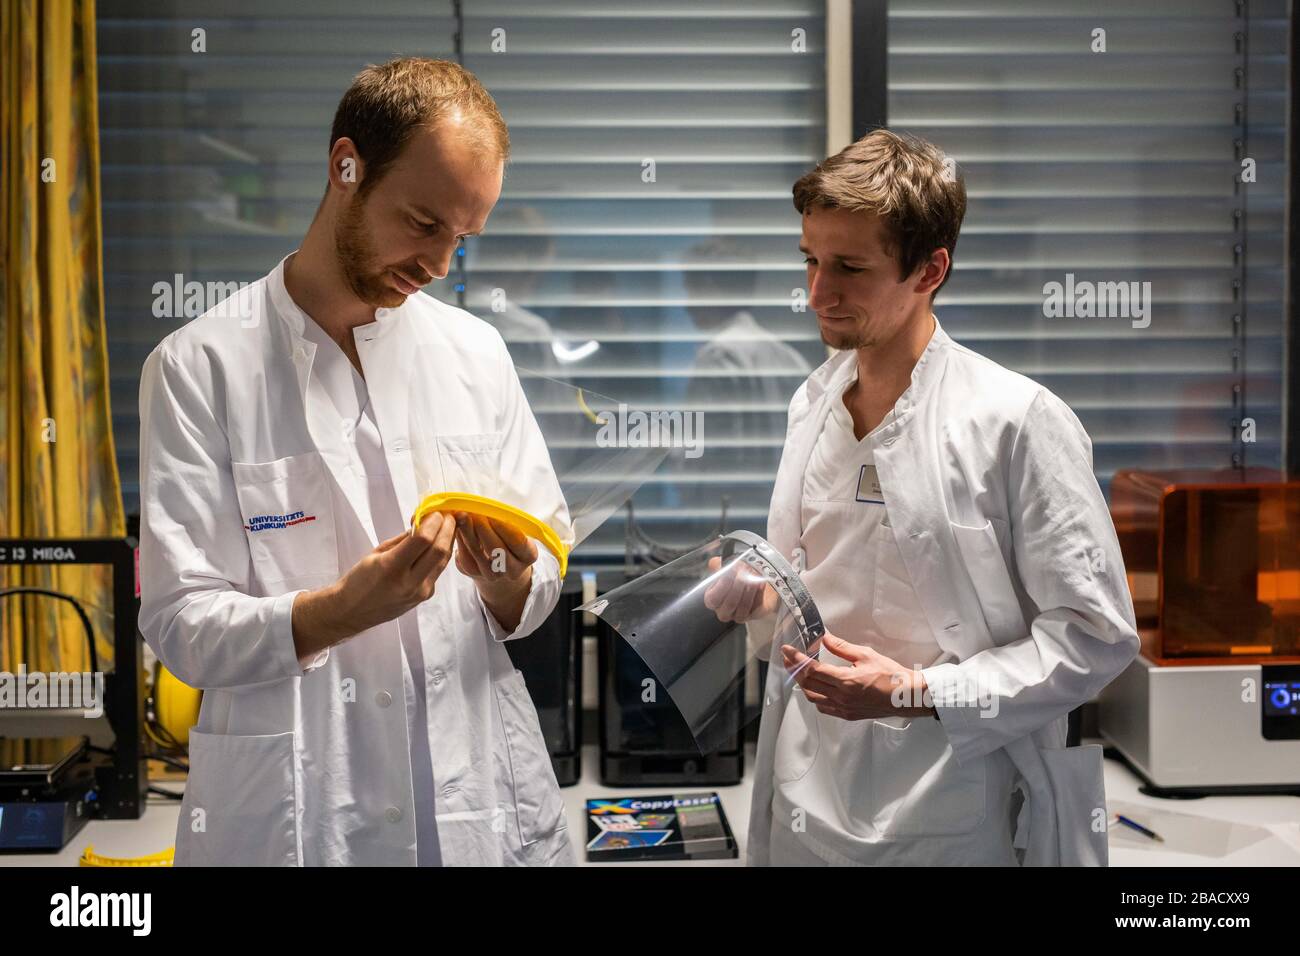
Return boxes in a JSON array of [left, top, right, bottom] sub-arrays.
[[702, 554, 780, 623], [292, 512, 457, 661]]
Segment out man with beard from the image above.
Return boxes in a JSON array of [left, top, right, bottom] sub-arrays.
[[138, 58, 574, 866]]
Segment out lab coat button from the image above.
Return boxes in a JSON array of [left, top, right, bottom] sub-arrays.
[[385, 806, 402, 823], [392, 438, 408, 453], [430, 669, 445, 685], [375, 690, 393, 708], [293, 346, 306, 361], [442, 785, 458, 798]]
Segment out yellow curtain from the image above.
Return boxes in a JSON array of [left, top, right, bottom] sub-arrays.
[[1, 0, 125, 676]]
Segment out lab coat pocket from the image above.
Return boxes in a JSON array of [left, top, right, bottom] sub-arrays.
[[176, 730, 301, 867], [869, 716, 986, 839], [231, 452, 338, 587], [949, 518, 1025, 642], [1040, 744, 1109, 866], [494, 669, 567, 847], [773, 692, 821, 784], [435, 431, 506, 497]]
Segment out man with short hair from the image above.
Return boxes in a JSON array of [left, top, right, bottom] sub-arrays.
[[744, 130, 1140, 866], [139, 58, 573, 866]]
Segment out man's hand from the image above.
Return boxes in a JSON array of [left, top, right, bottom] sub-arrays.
[[702, 554, 780, 623], [450, 512, 538, 633], [782, 633, 935, 720], [292, 511, 457, 660]]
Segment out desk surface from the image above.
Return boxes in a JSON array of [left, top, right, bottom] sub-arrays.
[[5, 741, 1299, 866]]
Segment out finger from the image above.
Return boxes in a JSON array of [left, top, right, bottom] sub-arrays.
[[735, 581, 766, 621], [799, 672, 849, 704], [821, 633, 868, 662], [469, 515, 523, 579], [485, 517, 534, 565], [411, 510, 457, 580], [411, 533, 454, 585], [704, 567, 742, 610], [783, 646, 826, 677], [454, 512, 481, 553], [784, 651, 845, 693], [454, 544, 476, 579], [716, 579, 747, 622], [458, 514, 507, 569], [715, 558, 755, 620], [478, 515, 527, 574], [784, 653, 846, 700], [375, 531, 409, 553], [789, 661, 840, 697], [454, 528, 484, 577], [705, 557, 746, 611], [800, 685, 833, 704], [781, 644, 818, 680], [389, 513, 446, 566], [814, 701, 851, 719], [454, 514, 495, 572]]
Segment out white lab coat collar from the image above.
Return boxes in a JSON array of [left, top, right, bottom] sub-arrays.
[[768, 314, 949, 555], [802, 313, 950, 428], [266, 253, 420, 549], [268, 252, 405, 345]]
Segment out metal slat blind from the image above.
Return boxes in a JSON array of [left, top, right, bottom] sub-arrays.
[[99, 0, 455, 515], [460, 2, 825, 567], [889, 0, 1287, 488], [98, 1, 827, 570]]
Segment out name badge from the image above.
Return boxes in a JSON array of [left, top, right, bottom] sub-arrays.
[[855, 464, 884, 504]]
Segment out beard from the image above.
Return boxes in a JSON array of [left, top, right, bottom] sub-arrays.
[[819, 321, 872, 351], [334, 192, 408, 309]]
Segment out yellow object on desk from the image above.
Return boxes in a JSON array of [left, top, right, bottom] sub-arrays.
[[80, 845, 174, 867], [410, 492, 569, 578]]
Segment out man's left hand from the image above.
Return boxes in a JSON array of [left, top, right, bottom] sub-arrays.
[[782, 633, 935, 720], [451, 512, 537, 631]]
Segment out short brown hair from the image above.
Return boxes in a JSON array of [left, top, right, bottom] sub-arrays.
[[793, 129, 966, 296], [329, 57, 509, 196]]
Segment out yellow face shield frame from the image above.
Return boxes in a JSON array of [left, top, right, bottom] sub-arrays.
[[410, 491, 570, 578]]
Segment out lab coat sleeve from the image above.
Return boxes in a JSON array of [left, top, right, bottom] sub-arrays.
[[921, 390, 1140, 765], [138, 342, 326, 689], [475, 333, 567, 642], [478, 545, 561, 642]]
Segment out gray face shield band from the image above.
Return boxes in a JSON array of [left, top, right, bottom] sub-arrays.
[[579, 531, 824, 754]]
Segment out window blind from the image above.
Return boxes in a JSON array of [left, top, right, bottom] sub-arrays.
[[98, 0, 828, 571], [888, 0, 1288, 491]]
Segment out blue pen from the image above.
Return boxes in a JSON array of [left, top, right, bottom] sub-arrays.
[[1114, 813, 1163, 842]]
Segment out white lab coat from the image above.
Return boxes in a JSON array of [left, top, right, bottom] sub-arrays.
[[138, 256, 575, 866], [748, 317, 1140, 866]]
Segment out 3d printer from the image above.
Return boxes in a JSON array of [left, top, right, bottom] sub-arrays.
[[1098, 469, 1300, 796], [0, 538, 148, 851]]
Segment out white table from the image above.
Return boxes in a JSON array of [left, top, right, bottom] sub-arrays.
[[6, 741, 1299, 866]]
